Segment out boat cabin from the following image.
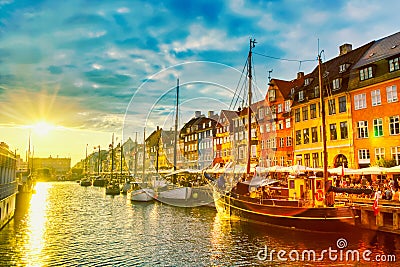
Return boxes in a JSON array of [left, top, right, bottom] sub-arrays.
[[288, 174, 334, 207]]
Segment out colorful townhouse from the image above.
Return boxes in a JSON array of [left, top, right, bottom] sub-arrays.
[[213, 109, 237, 167], [292, 42, 373, 169], [349, 31, 400, 168], [263, 74, 304, 167]]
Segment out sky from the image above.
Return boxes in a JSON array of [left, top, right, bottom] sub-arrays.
[[0, 0, 399, 165]]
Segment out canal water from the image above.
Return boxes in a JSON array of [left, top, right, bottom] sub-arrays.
[[1, 182, 399, 266]]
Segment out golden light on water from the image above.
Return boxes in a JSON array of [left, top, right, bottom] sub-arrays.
[[24, 182, 51, 267]]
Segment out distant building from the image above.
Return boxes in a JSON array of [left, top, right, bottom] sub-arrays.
[[33, 156, 71, 175]]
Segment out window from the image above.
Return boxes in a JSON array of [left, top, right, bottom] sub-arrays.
[[375, 148, 385, 160], [278, 120, 284, 130], [359, 66, 373, 81], [312, 153, 319, 168], [299, 91, 304, 101], [386, 85, 398, 103], [284, 100, 291, 112], [328, 99, 336, 115], [373, 118, 383, 137], [389, 57, 399, 72], [392, 146, 400, 165], [332, 78, 341, 90], [304, 154, 310, 167], [304, 78, 311, 86], [354, 93, 367, 110], [339, 96, 346, 113], [277, 104, 283, 113], [371, 90, 381, 106], [286, 136, 292, 146], [258, 108, 265, 119], [280, 156, 285, 167], [303, 128, 309, 144], [358, 149, 370, 161], [285, 118, 291, 128], [268, 89, 276, 101], [302, 106, 308, 121], [259, 124, 264, 133], [340, 121, 348, 139], [310, 103, 317, 119], [339, 63, 349, 73], [357, 121, 369, 138], [314, 86, 320, 98], [389, 115, 400, 135], [280, 137, 285, 147], [330, 123, 337, 140], [295, 108, 300, 122], [266, 124, 270, 132], [296, 130, 302, 145], [311, 127, 318, 143]]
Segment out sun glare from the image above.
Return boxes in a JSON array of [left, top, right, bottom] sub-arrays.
[[32, 121, 54, 136]]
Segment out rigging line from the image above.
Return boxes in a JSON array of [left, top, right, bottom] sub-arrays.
[[229, 59, 248, 110], [253, 51, 316, 63]]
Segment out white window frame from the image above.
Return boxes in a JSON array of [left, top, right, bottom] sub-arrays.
[[357, 120, 369, 138], [285, 118, 291, 129], [386, 85, 398, 103], [389, 115, 400, 135], [375, 147, 385, 160], [284, 100, 291, 112], [358, 149, 370, 164], [371, 89, 381, 106], [354, 93, 367, 110], [391, 146, 400, 165]]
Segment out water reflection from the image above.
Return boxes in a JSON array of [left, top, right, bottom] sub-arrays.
[[24, 182, 50, 266], [0, 182, 399, 266]]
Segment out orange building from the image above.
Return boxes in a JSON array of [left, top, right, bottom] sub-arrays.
[[263, 74, 304, 167], [349, 32, 400, 167]]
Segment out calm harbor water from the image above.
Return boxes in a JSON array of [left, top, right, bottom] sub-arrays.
[[1, 182, 399, 266]]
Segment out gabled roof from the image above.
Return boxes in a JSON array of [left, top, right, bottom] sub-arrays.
[[269, 75, 305, 99], [353, 31, 400, 69]]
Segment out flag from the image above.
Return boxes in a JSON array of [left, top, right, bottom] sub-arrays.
[[341, 162, 345, 177], [373, 191, 380, 216]]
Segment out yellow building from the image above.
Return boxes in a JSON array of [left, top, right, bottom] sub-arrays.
[[292, 43, 373, 168]]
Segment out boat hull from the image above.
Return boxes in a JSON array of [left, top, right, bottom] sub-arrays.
[[130, 188, 154, 202], [0, 193, 16, 230], [214, 191, 356, 233], [155, 185, 214, 207]]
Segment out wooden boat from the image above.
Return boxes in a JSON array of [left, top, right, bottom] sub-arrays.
[[129, 182, 155, 202], [105, 184, 120, 195], [80, 178, 92, 187], [208, 40, 357, 233]]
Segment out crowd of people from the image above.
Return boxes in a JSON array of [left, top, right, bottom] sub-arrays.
[[335, 175, 400, 201]]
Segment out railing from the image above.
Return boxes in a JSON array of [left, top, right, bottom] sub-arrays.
[[0, 182, 18, 200]]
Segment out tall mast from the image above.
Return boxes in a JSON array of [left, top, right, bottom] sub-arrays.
[[142, 128, 146, 182], [111, 133, 114, 180], [134, 132, 138, 177], [247, 38, 256, 175], [173, 78, 179, 171], [318, 52, 328, 197]]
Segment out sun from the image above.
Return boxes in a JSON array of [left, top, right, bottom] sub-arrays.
[[32, 121, 55, 136]]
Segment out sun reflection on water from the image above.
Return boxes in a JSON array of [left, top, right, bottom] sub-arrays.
[[23, 182, 51, 267]]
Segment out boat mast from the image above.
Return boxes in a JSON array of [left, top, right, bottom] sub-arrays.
[[134, 132, 138, 177], [174, 78, 179, 171], [111, 133, 114, 180], [318, 52, 329, 199], [247, 38, 256, 175], [142, 128, 146, 182]]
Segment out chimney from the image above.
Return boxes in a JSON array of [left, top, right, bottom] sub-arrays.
[[208, 111, 214, 117], [339, 43, 352, 56], [195, 111, 201, 118], [297, 72, 304, 79]]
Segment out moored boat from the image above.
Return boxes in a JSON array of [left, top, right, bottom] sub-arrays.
[[105, 183, 120, 195], [208, 39, 358, 233], [129, 183, 155, 202], [80, 178, 92, 187], [0, 142, 18, 230]]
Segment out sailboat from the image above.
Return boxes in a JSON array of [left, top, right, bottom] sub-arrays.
[[208, 39, 357, 232], [152, 79, 214, 207], [130, 128, 155, 202], [105, 134, 120, 195]]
